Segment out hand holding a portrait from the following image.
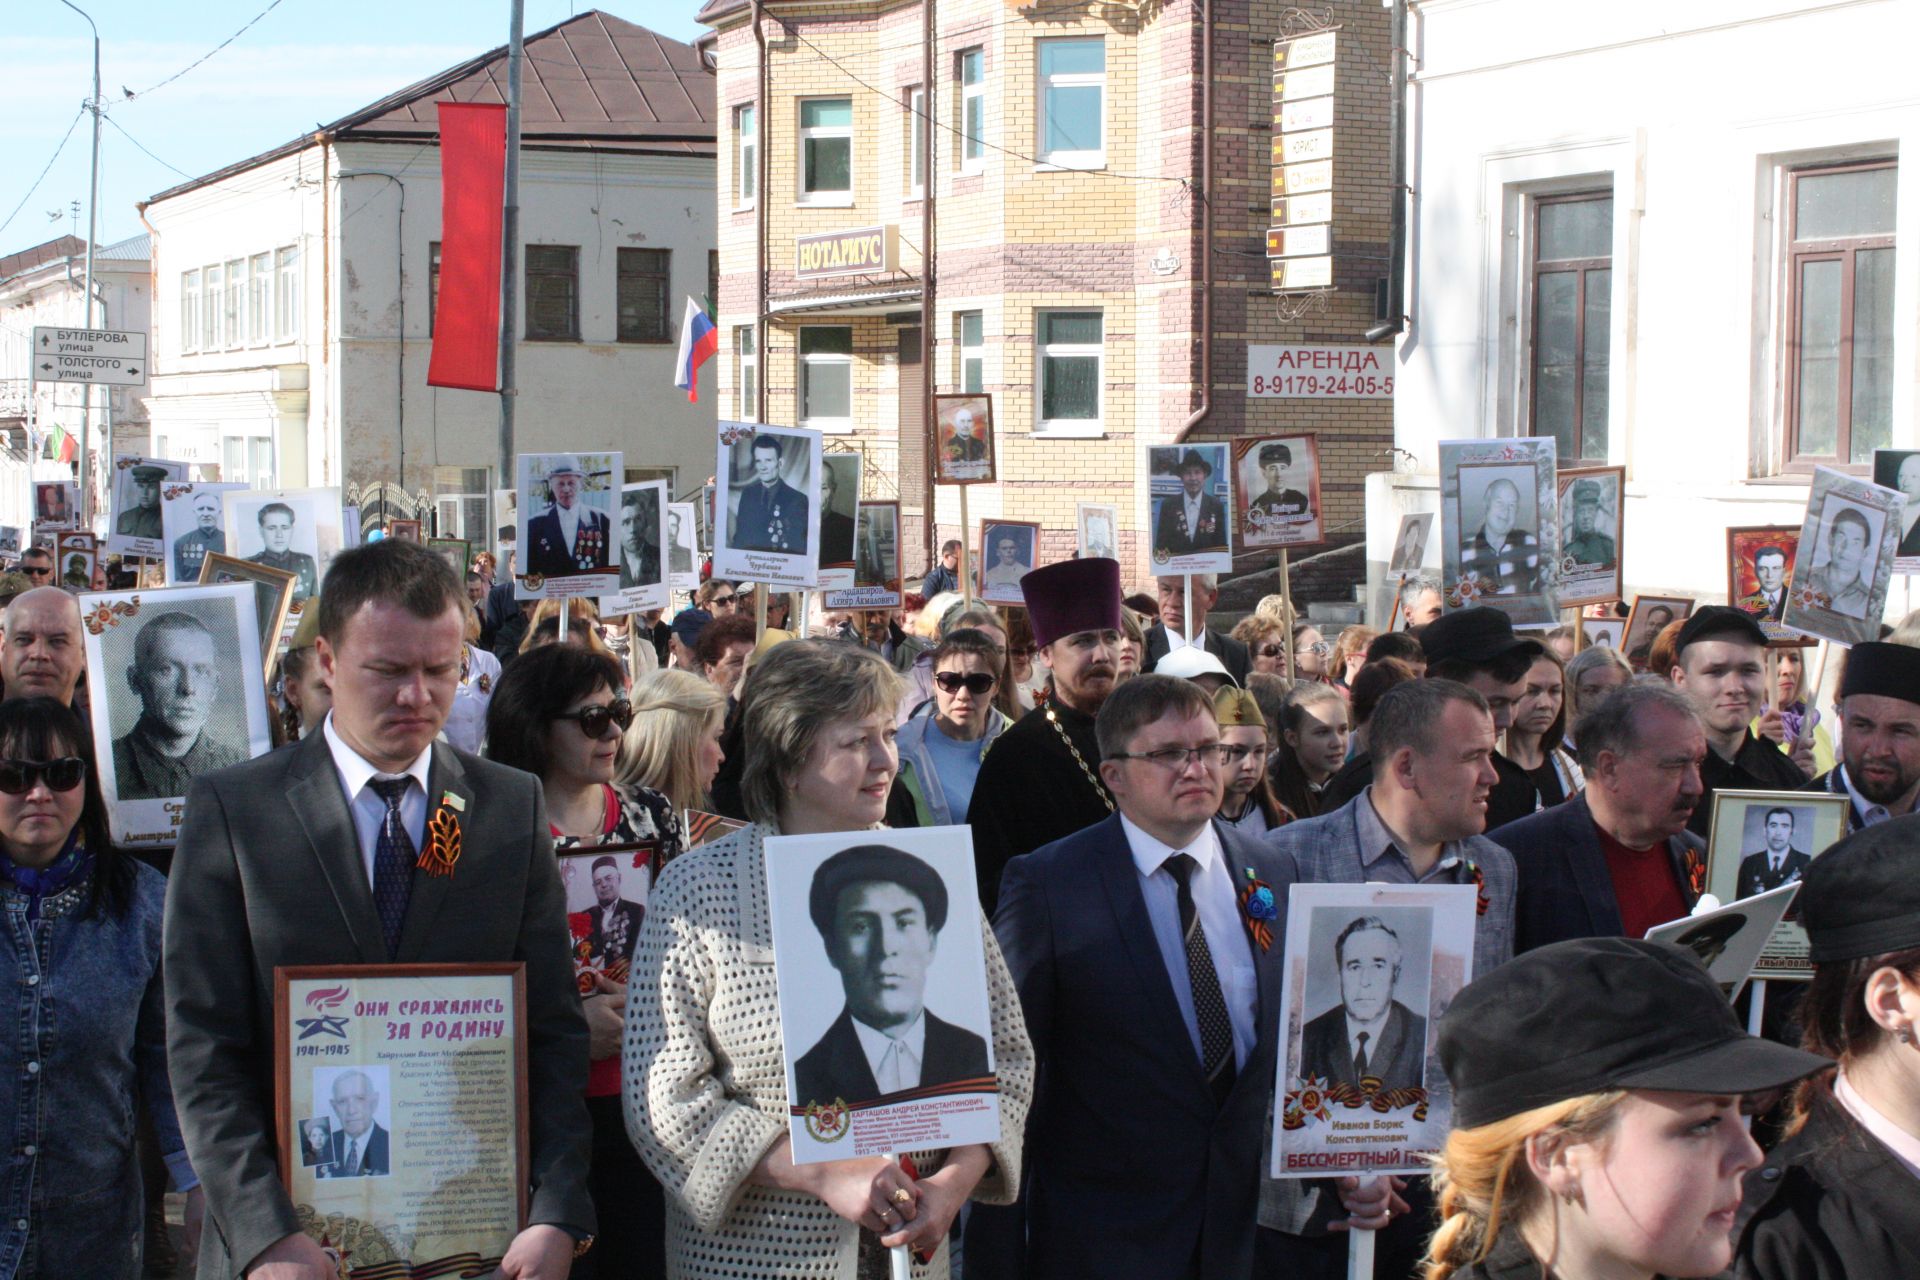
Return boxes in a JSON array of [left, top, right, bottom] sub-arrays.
[[584, 973, 627, 1062], [247, 1229, 338, 1279], [879, 1144, 991, 1254], [752, 1137, 932, 1234], [1329, 1173, 1410, 1232], [487, 1223, 576, 1279]]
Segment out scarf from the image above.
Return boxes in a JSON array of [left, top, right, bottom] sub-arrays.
[[1, 830, 91, 921]]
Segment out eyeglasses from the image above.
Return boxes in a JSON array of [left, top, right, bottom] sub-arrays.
[[1107, 744, 1228, 770], [933, 671, 997, 695], [1298, 642, 1333, 658], [1255, 645, 1285, 659], [553, 700, 634, 740], [710, 594, 737, 607], [19, 564, 49, 578], [0, 757, 86, 795]]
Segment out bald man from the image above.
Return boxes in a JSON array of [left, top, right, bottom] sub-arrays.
[[1460, 478, 1542, 595], [0, 587, 85, 705]]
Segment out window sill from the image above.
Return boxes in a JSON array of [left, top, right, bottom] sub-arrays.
[[797, 194, 855, 208], [1032, 421, 1105, 439], [731, 203, 757, 215], [523, 336, 583, 344], [1034, 156, 1106, 173], [616, 338, 674, 346], [801, 420, 855, 436]]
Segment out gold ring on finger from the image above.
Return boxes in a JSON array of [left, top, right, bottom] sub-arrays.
[[891, 1188, 913, 1206]]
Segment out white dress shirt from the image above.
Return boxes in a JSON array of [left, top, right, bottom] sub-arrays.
[[1120, 814, 1258, 1069], [1837, 1072, 1920, 1180], [323, 712, 433, 885], [1182, 493, 1203, 537], [556, 501, 581, 551], [1162, 626, 1209, 655], [852, 1011, 926, 1094]]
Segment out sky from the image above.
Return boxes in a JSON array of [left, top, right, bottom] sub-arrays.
[[2, 0, 710, 256]]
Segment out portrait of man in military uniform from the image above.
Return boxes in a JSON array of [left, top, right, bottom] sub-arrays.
[[114, 463, 169, 541], [110, 609, 248, 802], [172, 491, 227, 584], [243, 502, 320, 602], [1561, 477, 1617, 569], [524, 455, 613, 580]]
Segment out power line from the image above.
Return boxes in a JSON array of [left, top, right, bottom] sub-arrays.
[[0, 105, 87, 238], [101, 112, 193, 178], [129, 0, 292, 100]]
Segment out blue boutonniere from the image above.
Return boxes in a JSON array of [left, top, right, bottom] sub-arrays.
[[1240, 867, 1277, 951]]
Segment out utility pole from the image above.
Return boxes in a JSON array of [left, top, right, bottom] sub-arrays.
[[60, 0, 102, 525], [497, 0, 525, 521]]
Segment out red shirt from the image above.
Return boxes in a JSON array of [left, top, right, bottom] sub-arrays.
[[1595, 822, 1690, 940]]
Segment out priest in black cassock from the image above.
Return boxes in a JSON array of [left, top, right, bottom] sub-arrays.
[[967, 556, 1125, 915]]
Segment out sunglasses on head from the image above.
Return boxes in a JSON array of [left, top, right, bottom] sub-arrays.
[[934, 671, 997, 695], [0, 757, 86, 796], [554, 700, 634, 739]]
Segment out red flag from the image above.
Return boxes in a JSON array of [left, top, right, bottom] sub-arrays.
[[427, 102, 507, 392]]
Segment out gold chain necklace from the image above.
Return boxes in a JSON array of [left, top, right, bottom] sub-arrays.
[[1047, 706, 1115, 813]]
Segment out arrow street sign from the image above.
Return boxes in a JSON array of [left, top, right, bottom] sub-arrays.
[[30, 326, 148, 387]]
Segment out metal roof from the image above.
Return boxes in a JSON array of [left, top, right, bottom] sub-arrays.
[[95, 235, 150, 263], [147, 11, 715, 206], [0, 236, 87, 280]]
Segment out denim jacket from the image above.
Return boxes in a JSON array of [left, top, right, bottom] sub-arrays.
[[0, 860, 188, 1279]]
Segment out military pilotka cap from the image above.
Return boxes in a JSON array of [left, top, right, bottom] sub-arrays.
[[1438, 937, 1830, 1128], [1801, 814, 1920, 962], [1419, 605, 1542, 666], [1674, 604, 1769, 656]]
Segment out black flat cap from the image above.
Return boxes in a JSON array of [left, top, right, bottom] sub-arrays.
[[1438, 937, 1830, 1128], [1674, 605, 1769, 657], [1420, 605, 1542, 666], [1259, 443, 1292, 466], [1801, 814, 1920, 962], [808, 844, 950, 939], [1838, 642, 1920, 707]]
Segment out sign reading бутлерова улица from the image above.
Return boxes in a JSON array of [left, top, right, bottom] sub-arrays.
[[30, 327, 148, 387]]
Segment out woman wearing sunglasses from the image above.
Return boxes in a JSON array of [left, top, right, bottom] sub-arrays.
[[486, 644, 680, 1278], [896, 629, 1012, 827], [0, 697, 203, 1276]]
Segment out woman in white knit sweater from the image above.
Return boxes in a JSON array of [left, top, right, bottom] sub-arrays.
[[623, 640, 1034, 1279]]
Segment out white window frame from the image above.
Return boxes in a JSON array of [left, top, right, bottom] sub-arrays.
[[1037, 38, 1105, 171], [1035, 309, 1104, 438], [956, 310, 984, 392], [275, 246, 300, 344], [798, 96, 855, 207], [180, 270, 200, 355], [224, 258, 245, 351], [734, 102, 757, 209], [960, 48, 986, 174], [735, 324, 757, 416], [798, 324, 854, 434], [203, 262, 224, 349], [247, 252, 271, 345], [907, 87, 926, 199]]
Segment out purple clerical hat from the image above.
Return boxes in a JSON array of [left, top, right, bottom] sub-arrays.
[[1022, 557, 1123, 648]]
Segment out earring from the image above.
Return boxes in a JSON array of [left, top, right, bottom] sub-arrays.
[[1899, 1027, 1914, 1045]]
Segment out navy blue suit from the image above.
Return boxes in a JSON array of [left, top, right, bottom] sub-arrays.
[[975, 815, 1295, 1279]]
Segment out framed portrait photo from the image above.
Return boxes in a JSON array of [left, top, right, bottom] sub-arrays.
[[1645, 885, 1799, 1002], [1271, 882, 1479, 1179], [160, 481, 245, 585], [826, 501, 903, 611], [515, 451, 622, 600], [815, 452, 864, 593], [1621, 595, 1694, 673], [1233, 434, 1322, 550], [0, 526, 20, 559], [1145, 442, 1233, 575], [1725, 525, 1807, 645], [978, 519, 1040, 607], [197, 552, 298, 677], [1872, 448, 1920, 574], [1579, 618, 1625, 650], [665, 502, 700, 593], [33, 481, 78, 530], [55, 538, 96, 590], [714, 421, 823, 589], [80, 582, 272, 848], [386, 518, 423, 543], [1388, 512, 1434, 577], [933, 393, 995, 485], [427, 537, 471, 580], [1439, 437, 1560, 625], [222, 487, 346, 607], [599, 480, 669, 619], [1076, 503, 1119, 561], [275, 964, 529, 1274], [106, 455, 188, 561], [557, 844, 657, 992], [1554, 466, 1624, 607], [1704, 789, 1852, 979], [1781, 466, 1903, 646], [764, 827, 1001, 1163]]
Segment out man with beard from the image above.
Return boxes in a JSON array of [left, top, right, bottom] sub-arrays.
[[1801, 641, 1920, 832], [817, 460, 856, 570], [967, 557, 1124, 914], [116, 464, 168, 540], [173, 491, 227, 582], [1460, 477, 1541, 594], [1739, 544, 1790, 622], [1670, 606, 1808, 838], [617, 488, 661, 590], [1804, 507, 1875, 619], [113, 611, 246, 800]]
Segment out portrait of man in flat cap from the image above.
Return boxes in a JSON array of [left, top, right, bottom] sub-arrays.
[[1151, 445, 1230, 559], [792, 844, 990, 1108]]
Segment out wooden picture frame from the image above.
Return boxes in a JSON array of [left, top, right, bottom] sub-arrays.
[[1621, 594, 1695, 673], [978, 518, 1042, 607], [199, 552, 299, 674], [933, 393, 996, 486], [1554, 465, 1625, 607], [1725, 525, 1809, 647], [387, 519, 424, 543]]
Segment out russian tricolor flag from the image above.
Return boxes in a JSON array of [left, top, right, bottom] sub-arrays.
[[674, 297, 719, 402]]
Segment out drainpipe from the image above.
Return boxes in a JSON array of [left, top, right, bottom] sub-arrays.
[[921, 0, 936, 568], [1366, 0, 1408, 343], [1174, 0, 1213, 444], [751, 0, 770, 424]]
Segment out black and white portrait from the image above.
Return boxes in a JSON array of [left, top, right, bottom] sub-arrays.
[[854, 503, 899, 594], [298, 1116, 334, 1171], [1456, 464, 1543, 597], [1077, 503, 1117, 561], [617, 482, 666, 592], [766, 828, 1001, 1164], [1580, 619, 1625, 649], [1556, 467, 1624, 607], [979, 521, 1039, 607], [309, 1066, 394, 1179], [818, 454, 862, 572], [1804, 494, 1883, 621], [1873, 448, 1920, 571], [1646, 887, 1801, 999], [1439, 438, 1559, 624], [666, 502, 699, 590], [1783, 466, 1903, 646], [1297, 909, 1432, 1093], [107, 456, 186, 559], [1388, 513, 1433, 576], [515, 452, 621, 593], [1731, 804, 1816, 900], [222, 488, 344, 605], [1235, 435, 1321, 549], [715, 422, 823, 589], [1703, 788, 1850, 978], [163, 483, 242, 585], [0, 526, 20, 558]]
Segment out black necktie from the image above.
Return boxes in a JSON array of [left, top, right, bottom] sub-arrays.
[[370, 777, 415, 957], [1354, 1030, 1371, 1080], [1166, 854, 1236, 1103]]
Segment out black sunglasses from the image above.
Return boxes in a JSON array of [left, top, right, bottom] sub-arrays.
[[554, 700, 634, 740], [19, 564, 50, 577], [934, 671, 997, 695], [710, 594, 737, 606], [0, 757, 86, 796], [1255, 644, 1285, 658]]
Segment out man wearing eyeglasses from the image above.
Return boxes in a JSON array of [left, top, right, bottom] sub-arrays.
[[0, 586, 85, 705]]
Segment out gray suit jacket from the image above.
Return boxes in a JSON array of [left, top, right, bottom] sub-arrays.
[[164, 731, 593, 1277]]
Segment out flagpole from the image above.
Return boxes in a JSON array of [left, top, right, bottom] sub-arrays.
[[497, 0, 525, 513]]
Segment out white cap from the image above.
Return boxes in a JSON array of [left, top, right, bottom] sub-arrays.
[[1155, 645, 1239, 688]]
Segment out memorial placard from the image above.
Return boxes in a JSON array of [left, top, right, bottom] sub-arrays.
[[1704, 790, 1851, 980]]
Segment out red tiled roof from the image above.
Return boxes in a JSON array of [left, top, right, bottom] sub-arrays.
[[0, 236, 88, 281]]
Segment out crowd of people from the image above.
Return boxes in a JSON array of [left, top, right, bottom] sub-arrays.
[[2, 528, 1918, 1280]]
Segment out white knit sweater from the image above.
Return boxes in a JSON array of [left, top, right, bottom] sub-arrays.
[[623, 822, 1034, 1279]]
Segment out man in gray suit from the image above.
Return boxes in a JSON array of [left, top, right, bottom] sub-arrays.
[[164, 538, 593, 1279]]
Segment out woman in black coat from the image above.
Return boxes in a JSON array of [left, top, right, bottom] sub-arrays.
[[1734, 815, 1920, 1280]]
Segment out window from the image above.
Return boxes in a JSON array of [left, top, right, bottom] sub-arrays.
[[960, 49, 985, 172], [799, 326, 853, 430], [1038, 310, 1102, 431], [618, 248, 671, 343], [906, 87, 926, 198], [180, 270, 200, 354], [224, 259, 245, 350], [735, 103, 757, 206], [800, 97, 854, 204], [1039, 39, 1104, 169], [736, 325, 757, 414], [222, 435, 275, 487], [203, 263, 224, 349], [957, 310, 983, 393], [525, 245, 580, 341], [247, 253, 270, 344], [1529, 193, 1612, 462], [274, 246, 300, 343], [1786, 161, 1896, 466], [428, 242, 442, 337], [432, 466, 492, 542]]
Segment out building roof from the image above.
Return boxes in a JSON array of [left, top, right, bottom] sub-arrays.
[[0, 236, 87, 281], [95, 234, 150, 263], [148, 10, 714, 205]]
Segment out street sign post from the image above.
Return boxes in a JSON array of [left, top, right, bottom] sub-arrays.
[[29, 327, 147, 387]]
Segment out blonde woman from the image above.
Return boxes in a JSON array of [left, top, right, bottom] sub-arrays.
[[616, 669, 728, 824], [1425, 938, 1826, 1280]]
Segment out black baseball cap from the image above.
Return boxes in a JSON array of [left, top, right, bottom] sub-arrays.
[[1801, 813, 1920, 962], [1438, 937, 1830, 1128], [1673, 604, 1769, 658], [1419, 606, 1542, 667]]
